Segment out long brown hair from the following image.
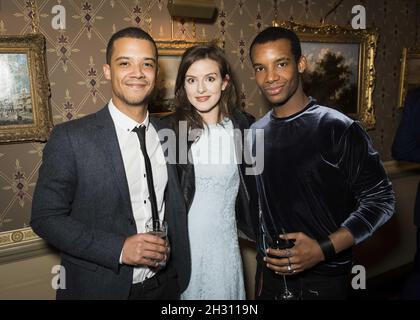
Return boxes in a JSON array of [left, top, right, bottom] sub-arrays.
[[174, 43, 239, 132]]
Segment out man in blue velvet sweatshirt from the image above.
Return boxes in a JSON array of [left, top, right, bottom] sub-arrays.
[[249, 26, 395, 300]]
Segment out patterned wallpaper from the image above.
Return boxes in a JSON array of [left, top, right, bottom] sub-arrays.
[[0, 0, 417, 237]]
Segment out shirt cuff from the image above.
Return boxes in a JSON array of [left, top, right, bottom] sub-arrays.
[[119, 249, 124, 265]]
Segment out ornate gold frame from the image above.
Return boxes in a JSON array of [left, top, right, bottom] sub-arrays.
[[152, 39, 223, 117], [278, 21, 378, 129], [397, 47, 420, 108], [0, 34, 53, 144], [157, 39, 215, 55]]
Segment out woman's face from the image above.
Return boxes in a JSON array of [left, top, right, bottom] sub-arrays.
[[184, 58, 228, 123]]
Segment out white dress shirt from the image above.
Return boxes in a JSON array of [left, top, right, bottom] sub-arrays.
[[108, 100, 168, 284]]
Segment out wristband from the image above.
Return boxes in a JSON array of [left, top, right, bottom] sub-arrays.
[[318, 237, 336, 261]]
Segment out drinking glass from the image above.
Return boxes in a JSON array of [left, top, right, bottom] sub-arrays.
[[145, 217, 168, 268], [263, 229, 296, 300]]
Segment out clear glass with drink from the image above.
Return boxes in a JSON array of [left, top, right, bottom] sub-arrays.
[[145, 217, 169, 268]]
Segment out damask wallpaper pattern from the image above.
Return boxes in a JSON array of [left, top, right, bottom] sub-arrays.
[[0, 0, 417, 237]]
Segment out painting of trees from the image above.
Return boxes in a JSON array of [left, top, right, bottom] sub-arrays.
[[302, 49, 358, 115]]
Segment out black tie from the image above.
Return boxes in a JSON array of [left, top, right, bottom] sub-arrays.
[[132, 125, 159, 228]]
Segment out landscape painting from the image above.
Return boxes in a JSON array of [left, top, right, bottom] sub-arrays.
[[301, 42, 360, 116]]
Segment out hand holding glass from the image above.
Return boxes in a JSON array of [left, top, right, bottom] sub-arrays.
[[265, 229, 296, 300], [145, 218, 169, 268]]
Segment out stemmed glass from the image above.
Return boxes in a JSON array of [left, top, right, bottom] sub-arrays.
[[264, 228, 295, 300]]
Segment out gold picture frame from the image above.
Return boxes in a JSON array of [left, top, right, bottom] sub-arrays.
[[397, 47, 420, 108], [0, 34, 53, 144], [278, 21, 378, 129], [151, 39, 223, 117]]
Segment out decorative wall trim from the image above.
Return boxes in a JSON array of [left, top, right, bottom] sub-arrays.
[[0, 236, 54, 265]]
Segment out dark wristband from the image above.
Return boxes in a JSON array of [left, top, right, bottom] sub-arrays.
[[318, 237, 336, 261]]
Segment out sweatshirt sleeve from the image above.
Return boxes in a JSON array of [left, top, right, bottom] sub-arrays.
[[338, 122, 395, 244]]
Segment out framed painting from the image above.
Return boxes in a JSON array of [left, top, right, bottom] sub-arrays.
[[398, 47, 420, 108], [151, 39, 222, 117], [0, 34, 53, 143], [278, 21, 378, 129]]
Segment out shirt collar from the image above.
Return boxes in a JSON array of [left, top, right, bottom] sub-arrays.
[[108, 99, 150, 133], [270, 96, 317, 121]]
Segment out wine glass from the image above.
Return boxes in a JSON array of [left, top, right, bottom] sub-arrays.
[[263, 229, 296, 300]]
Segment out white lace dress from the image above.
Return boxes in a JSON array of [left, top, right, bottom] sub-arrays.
[[181, 119, 246, 300]]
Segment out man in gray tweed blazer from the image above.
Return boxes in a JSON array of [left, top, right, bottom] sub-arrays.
[[31, 27, 190, 300]]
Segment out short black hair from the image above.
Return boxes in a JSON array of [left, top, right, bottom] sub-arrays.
[[249, 27, 302, 63], [106, 27, 157, 65]]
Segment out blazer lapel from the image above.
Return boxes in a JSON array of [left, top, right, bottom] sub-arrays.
[[94, 106, 132, 209]]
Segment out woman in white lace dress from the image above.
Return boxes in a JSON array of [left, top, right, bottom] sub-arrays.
[[166, 44, 258, 300]]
